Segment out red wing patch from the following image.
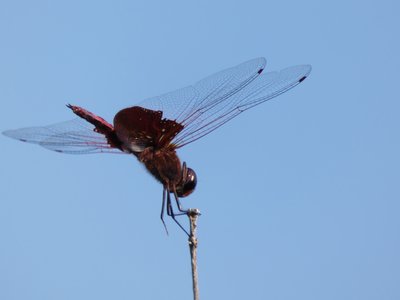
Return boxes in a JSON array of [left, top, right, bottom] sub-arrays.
[[113, 106, 183, 152]]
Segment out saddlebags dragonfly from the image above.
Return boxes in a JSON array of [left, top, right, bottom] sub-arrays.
[[3, 58, 311, 234]]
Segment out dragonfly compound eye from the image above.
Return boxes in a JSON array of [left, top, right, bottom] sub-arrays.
[[177, 168, 197, 198]]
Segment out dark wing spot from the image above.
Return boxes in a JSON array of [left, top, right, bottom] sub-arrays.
[[258, 68, 264, 74], [299, 76, 307, 83]]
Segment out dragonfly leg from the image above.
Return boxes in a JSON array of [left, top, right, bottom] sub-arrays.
[[166, 189, 190, 236], [173, 188, 188, 214], [160, 188, 169, 235]]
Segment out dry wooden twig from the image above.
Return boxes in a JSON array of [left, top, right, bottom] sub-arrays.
[[188, 208, 200, 300]]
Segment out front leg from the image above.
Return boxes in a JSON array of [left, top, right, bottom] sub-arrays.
[[172, 187, 188, 213], [165, 186, 189, 236]]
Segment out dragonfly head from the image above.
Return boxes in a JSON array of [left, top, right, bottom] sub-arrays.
[[176, 166, 197, 198]]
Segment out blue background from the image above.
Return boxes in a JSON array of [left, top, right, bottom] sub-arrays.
[[1, 1, 399, 299]]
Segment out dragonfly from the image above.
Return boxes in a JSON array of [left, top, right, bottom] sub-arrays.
[[3, 58, 311, 235]]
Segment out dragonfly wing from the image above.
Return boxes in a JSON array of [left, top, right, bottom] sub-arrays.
[[138, 57, 266, 122], [3, 118, 123, 154], [173, 64, 312, 147], [136, 58, 310, 148]]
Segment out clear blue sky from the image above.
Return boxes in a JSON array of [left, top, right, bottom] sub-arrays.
[[1, 1, 399, 299]]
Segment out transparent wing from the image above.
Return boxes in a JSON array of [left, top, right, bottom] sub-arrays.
[[174, 65, 312, 146], [139, 57, 266, 122], [3, 118, 123, 154], [138, 58, 311, 147]]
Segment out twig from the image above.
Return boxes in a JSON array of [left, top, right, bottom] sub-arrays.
[[188, 208, 200, 300]]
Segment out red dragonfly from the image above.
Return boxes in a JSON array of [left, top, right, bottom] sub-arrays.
[[3, 58, 311, 234]]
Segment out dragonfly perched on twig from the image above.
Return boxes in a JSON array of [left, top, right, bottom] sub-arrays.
[[3, 58, 311, 234]]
